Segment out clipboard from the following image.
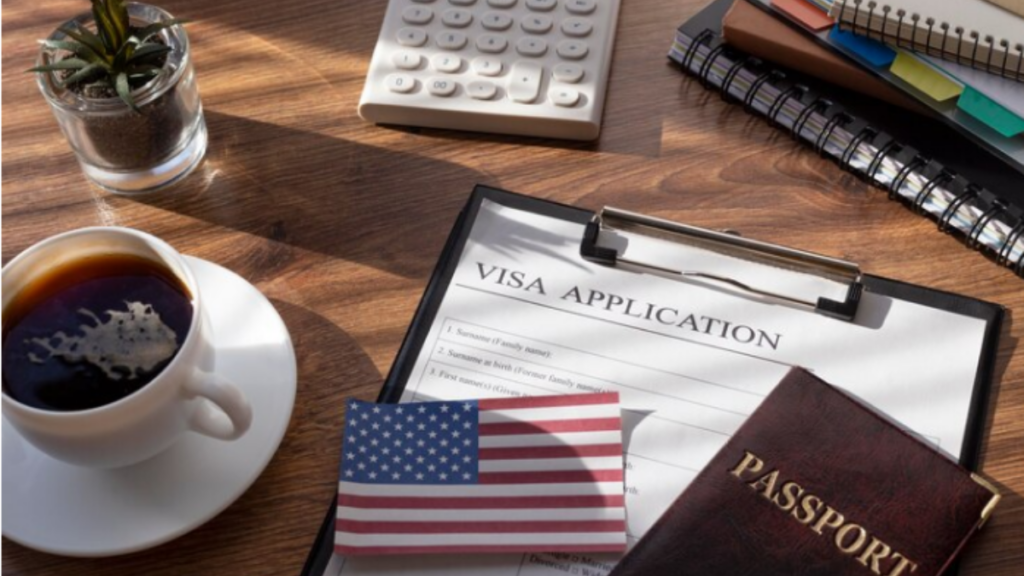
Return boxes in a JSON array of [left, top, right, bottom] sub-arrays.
[[302, 185, 1004, 576]]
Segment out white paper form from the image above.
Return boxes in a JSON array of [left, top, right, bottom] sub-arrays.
[[326, 200, 989, 576]]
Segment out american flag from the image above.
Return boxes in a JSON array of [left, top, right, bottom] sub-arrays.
[[335, 392, 626, 556]]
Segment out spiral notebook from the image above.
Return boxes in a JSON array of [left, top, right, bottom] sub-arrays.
[[670, 0, 1024, 277], [829, 0, 1024, 82]]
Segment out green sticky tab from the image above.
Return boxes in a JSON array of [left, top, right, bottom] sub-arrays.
[[958, 86, 1024, 137], [890, 51, 963, 102]]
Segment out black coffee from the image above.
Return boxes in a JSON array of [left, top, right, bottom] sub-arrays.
[[2, 253, 193, 411]]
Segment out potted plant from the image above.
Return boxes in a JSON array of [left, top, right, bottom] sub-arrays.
[[31, 0, 206, 193]]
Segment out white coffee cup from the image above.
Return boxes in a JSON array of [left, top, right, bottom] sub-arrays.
[[2, 227, 252, 468]]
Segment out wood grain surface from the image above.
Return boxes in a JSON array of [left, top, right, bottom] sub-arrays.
[[2, 0, 1022, 574]]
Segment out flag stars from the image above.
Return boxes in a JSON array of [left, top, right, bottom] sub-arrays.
[[340, 399, 479, 485]]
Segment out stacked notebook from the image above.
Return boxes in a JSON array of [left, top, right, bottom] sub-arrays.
[[669, 0, 1024, 277], [752, 0, 1024, 165]]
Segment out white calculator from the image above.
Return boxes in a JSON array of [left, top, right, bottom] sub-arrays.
[[357, 0, 622, 140]]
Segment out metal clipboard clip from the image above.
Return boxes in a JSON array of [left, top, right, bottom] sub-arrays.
[[579, 207, 864, 321]]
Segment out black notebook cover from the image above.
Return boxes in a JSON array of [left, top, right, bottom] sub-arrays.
[[672, 0, 1024, 277]]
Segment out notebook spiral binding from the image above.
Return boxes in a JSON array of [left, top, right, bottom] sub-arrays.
[[674, 30, 1024, 277], [834, 0, 1024, 82]]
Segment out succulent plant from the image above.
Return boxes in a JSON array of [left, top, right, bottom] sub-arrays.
[[30, 0, 184, 111]]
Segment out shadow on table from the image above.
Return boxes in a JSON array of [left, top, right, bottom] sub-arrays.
[[132, 111, 487, 280]]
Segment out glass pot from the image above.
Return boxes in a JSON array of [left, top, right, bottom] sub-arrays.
[[35, 3, 206, 193]]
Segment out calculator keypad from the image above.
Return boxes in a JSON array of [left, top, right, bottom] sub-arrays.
[[362, 0, 620, 139]]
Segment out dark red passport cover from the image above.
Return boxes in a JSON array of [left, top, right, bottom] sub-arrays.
[[610, 368, 1000, 576]]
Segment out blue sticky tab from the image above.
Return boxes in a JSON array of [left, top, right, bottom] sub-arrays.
[[830, 26, 896, 68]]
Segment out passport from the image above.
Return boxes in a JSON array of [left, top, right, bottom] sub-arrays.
[[609, 368, 1001, 576]]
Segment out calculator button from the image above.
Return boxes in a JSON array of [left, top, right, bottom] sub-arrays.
[[549, 87, 579, 106], [437, 31, 469, 49], [392, 51, 423, 69], [386, 74, 416, 93], [476, 34, 508, 53], [561, 17, 593, 37], [402, 6, 434, 24], [397, 27, 428, 46], [526, 0, 557, 11], [557, 40, 588, 59], [432, 54, 464, 73], [468, 80, 498, 100], [521, 15, 553, 34], [482, 11, 513, 30], [552, 62, 584, 83], [449, 0, 476, 4], [427, 77, 458, 96], [565, 0, 596, 14], [472, 56, 503, 76], [442, 9, 473, 27], [508, 61, 543, 103], [487, 0, 517, 7], [516, 37, 548, 56]]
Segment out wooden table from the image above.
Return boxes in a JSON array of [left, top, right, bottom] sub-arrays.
[[3, 0, 1022, 573]]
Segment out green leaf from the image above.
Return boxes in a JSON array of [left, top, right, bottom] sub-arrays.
[[127, 43, 171, 64], [58, 24, 107, 59], [92, 0, 119, 53], [132, 19, 186, 42], [115, 72, 139, 112], [28, 58, 91, 72], [111, 39, 134, 71], [105, 0, 130, 48], [41, 39, 103, 63], [60, 62, 105, 86]]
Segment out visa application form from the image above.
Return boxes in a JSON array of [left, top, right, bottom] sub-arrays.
[[325, 200, 989, 576]]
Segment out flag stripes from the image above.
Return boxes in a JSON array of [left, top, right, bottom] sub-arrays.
[[335, 392, 626, 555]]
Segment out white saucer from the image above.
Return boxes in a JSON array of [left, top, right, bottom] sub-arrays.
[[2, 256, 297, 557]]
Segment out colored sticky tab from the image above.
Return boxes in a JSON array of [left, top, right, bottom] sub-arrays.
[[958, 86, 1024, 137], [829, 26, 896, 68], [890, 50, 964, 102], [773, 0, 834, 31]]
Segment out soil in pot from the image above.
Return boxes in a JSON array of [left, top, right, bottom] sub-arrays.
[[58, 45, 187, 170]]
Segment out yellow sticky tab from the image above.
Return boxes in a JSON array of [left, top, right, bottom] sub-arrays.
[[890, 51, 964, 102]]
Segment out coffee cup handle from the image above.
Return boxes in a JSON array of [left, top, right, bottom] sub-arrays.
[[186, 372, 253, 441]]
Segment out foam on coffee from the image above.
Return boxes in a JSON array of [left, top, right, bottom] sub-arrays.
[[2, 253, 193, 412], [28, 301, 180, 381]]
